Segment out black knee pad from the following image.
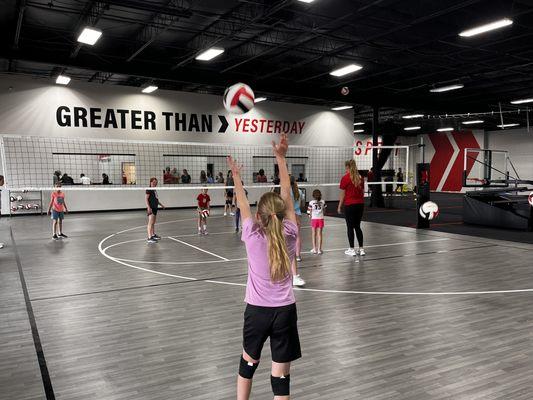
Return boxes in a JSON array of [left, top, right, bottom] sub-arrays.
[[271, 374, 290, 396], [239, 356, 259, 379]]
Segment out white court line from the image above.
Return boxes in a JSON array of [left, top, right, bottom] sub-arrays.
[[98, 218, 533, 295], [104, 238, 449, 265], [167, 236, 230, 261]]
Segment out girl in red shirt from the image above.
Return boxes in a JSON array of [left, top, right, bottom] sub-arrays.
[[337, 159, 366, 256]]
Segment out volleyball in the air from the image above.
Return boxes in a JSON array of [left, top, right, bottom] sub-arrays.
[[419, 201, 439, 220], [201, 209, 210, 218], [341, 86, 350, 96], [223, 83, 255, 114], [528, 192, 533, 207]]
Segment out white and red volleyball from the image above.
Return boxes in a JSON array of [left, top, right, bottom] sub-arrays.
[[419, 201, 439, 220], [528, 192, 533, 207], [201, 209, 210, 218], [223, 83, 255, 114], [341, 86, 350, 95]]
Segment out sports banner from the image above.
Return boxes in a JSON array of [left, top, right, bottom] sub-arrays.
[[0, 75, 353, 147]]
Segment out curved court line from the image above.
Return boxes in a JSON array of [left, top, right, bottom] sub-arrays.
[[98, 219, 533, 296], [103, 237, 450, 266]]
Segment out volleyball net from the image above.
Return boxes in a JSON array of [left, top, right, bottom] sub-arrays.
[[0, 135, 413, 213]]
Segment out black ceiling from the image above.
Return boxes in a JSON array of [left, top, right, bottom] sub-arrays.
[[1, 0, 532, 131]]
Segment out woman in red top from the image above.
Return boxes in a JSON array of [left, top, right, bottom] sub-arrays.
[[337, 159, 366, 256]]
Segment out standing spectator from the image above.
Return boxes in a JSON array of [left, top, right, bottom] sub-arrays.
[[396, 168, 404, 193], [102, 173, 110, 184], [181, 169, 191, 184], [53, 170, 61, 185], [122, 173, 128, 185], [256, 169, 268, 183], [80, 174, 91, 185], [61, 173, 74, 185], [216, 172, 224, 184], [171, 168, 179, 183], [200, 170, 207, 184], [206, 171, 215, 184], [163, 167, 173, 184], [296, 173, 307, 182]]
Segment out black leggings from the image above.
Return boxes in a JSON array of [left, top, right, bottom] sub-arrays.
[[344, 204, 364, 248]]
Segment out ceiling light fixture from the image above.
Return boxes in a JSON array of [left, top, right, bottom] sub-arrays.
[[430, 84, 464, 93], [142, 85, 158, 94], [195, 47, 225, 61], [297, 0, 315, 3], [331, 105, 353, 111], [56, 75, 71, 85], [462, 120, 484, 125], [404, 126, 421, 131], [497, 123, 519, 128], [330, 64, 363, 77], [510, 98, 533, 104], [254, 97, 267, 103], [459, 18, 513, 37], [77, 27, 102, 45], [402, 114, 424, 119], [437, 127, 454, 132], [353, 129, 364, 133], [353, 122, 365, 126]]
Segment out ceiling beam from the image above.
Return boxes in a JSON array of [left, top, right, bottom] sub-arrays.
[[13, 0, 27, 50], [126, 0, 190, 62], [171, 0, 293, 70]]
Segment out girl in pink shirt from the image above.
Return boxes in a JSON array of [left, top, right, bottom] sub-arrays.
[[229, 134, 300, 400]]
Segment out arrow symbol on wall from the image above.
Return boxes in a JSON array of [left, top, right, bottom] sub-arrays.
[[218, 115, 229, 133]]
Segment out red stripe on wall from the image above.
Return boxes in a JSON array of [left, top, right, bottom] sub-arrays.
[[428, 133, 454, 191], [442, 131, 480, 191]]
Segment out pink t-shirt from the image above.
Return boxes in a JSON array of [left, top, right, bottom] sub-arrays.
[[241, 218, 298, 307]]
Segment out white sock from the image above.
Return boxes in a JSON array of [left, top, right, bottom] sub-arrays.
[[202, 225, 207, 230]]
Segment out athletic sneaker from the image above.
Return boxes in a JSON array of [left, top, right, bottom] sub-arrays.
[[203, 230, 209, 235], [230, 212, 235, 216], [293, 274, 306, 287], [153, 234, 161, 240], [310, 248, 317, 254], [296, 256, 302, 262], [344, 248, 356, 256], [317, 250, 323, 255], [235, 227, 239, 233], [224, 212, 227, 216], [198, 228, 202, 235], [0, 243, 4, 249], [53, 234, 59, 240], [59, 233, 68, 238], [147, 237, 157, 244], [357, 248, 366, 256]]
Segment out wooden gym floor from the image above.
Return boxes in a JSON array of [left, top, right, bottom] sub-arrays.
[[1, 209, 533, 399]]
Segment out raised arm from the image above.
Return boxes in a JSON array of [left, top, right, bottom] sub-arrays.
[[272, 134, 296, 223], [227, 157, 251, 221]]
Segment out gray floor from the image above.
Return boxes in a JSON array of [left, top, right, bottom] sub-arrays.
[[1, 209, 533, 400]]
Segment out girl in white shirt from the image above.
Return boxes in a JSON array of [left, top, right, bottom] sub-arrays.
[[307, 189, 326, 254]]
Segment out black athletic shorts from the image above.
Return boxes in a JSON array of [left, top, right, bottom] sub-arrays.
[[243, 303, 301, 363], [226, 190, 234, 198], [148, 205, 158, 216]]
